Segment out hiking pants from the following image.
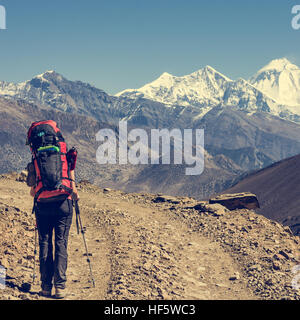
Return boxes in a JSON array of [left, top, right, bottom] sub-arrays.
[[35, 199, 73, 291]]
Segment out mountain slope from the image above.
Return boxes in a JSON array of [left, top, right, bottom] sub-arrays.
[[223, 153, 300, 235], [118, 106, 300, 199], [2, 96, 300, 199], [0, 96, 242, 199], [197, 105, 300, 171]]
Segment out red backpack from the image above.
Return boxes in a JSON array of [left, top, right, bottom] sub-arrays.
[[27, 120, 73, 203]]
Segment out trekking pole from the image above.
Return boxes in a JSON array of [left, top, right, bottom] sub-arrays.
[[20, 224, 38, 293], [21, 213, 38, 293], [32, 225, 38, 285], [73, 199, 96, 288]]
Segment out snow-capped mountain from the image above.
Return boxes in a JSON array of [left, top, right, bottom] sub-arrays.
[[0, 70, 131, 125], [117, 66, 231, 109], [116, 58, 300, 122], [1, 58, 300, 126], [0, 70, 110, 113], [0, 70, 203, 128], [249, 58, 300, 107], [0, 70, 63, 97]]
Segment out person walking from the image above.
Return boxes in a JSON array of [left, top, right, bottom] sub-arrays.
[[26, 120, 79, 299]]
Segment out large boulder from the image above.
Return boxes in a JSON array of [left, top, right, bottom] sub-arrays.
[[209, 192, 260, 210]]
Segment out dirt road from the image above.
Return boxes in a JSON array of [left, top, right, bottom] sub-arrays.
[[0, 175, 258, 300]]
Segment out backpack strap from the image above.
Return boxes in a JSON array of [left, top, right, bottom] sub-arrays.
[[60, 184, 73, 195], [31, 187, 45, 214]]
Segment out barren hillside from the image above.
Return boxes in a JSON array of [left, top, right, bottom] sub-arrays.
[[224, 154, 300, 236], [0, 173, 299, 300]]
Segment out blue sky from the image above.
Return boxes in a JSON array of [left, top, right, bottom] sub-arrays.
[[0, 0, 299, 94]]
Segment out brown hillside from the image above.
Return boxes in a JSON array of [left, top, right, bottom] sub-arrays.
[[224, 154, 300, 235]]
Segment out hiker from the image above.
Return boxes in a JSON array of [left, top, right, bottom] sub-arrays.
[[26, 120, 79, 299]]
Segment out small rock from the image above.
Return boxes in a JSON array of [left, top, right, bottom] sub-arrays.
[[278, 250, 290, 260], [241, 227, 249, 233], [265, 278, 274, 286], [272, 261, 281, 271], [283, 226, 293, 235], [18, 293, 30, 300], [229, 272, 240, 281], [16, 171, 28, 182], [4, 249, 13, 256], [193, 203, 228, 217], [153, 195, 180, 204]]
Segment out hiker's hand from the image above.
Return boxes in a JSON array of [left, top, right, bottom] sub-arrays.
[[70, 170, 79, 200], [72, 188, 80, 201], [30, 186, 35, 197]]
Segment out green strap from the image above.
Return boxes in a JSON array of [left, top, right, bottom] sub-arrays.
[[37, 145, 60, 153]]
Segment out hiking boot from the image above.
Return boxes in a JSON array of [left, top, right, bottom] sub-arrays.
[[39, 289, 52, 297], [55, 287, 66, 299]]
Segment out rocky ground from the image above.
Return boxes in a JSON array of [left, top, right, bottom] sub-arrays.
[[0, 173, 299, 300]]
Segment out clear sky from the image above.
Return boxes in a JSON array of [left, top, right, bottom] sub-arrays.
[[0, 0, 299, 94]]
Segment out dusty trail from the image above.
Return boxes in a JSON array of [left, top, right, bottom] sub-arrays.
[[0, 176, 256, 300], [84, 194, 255, 300]]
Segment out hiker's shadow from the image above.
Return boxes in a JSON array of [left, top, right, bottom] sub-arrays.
[[5, 274, 70, 299], [5, 275, 40, 297]]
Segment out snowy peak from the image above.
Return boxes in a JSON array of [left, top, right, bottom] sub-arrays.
[[144, 71, 175, 88], [250, 58, 300, 106], [158, 71, 173, 78], [36, 70, 57, 77], [31, 70, 65, 83], [117, 66, 231, 108], [117, 58, 300, 111], [0, 70, 113, 115], [256, 58, 299, 73], [116, 58, 300, 121]]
